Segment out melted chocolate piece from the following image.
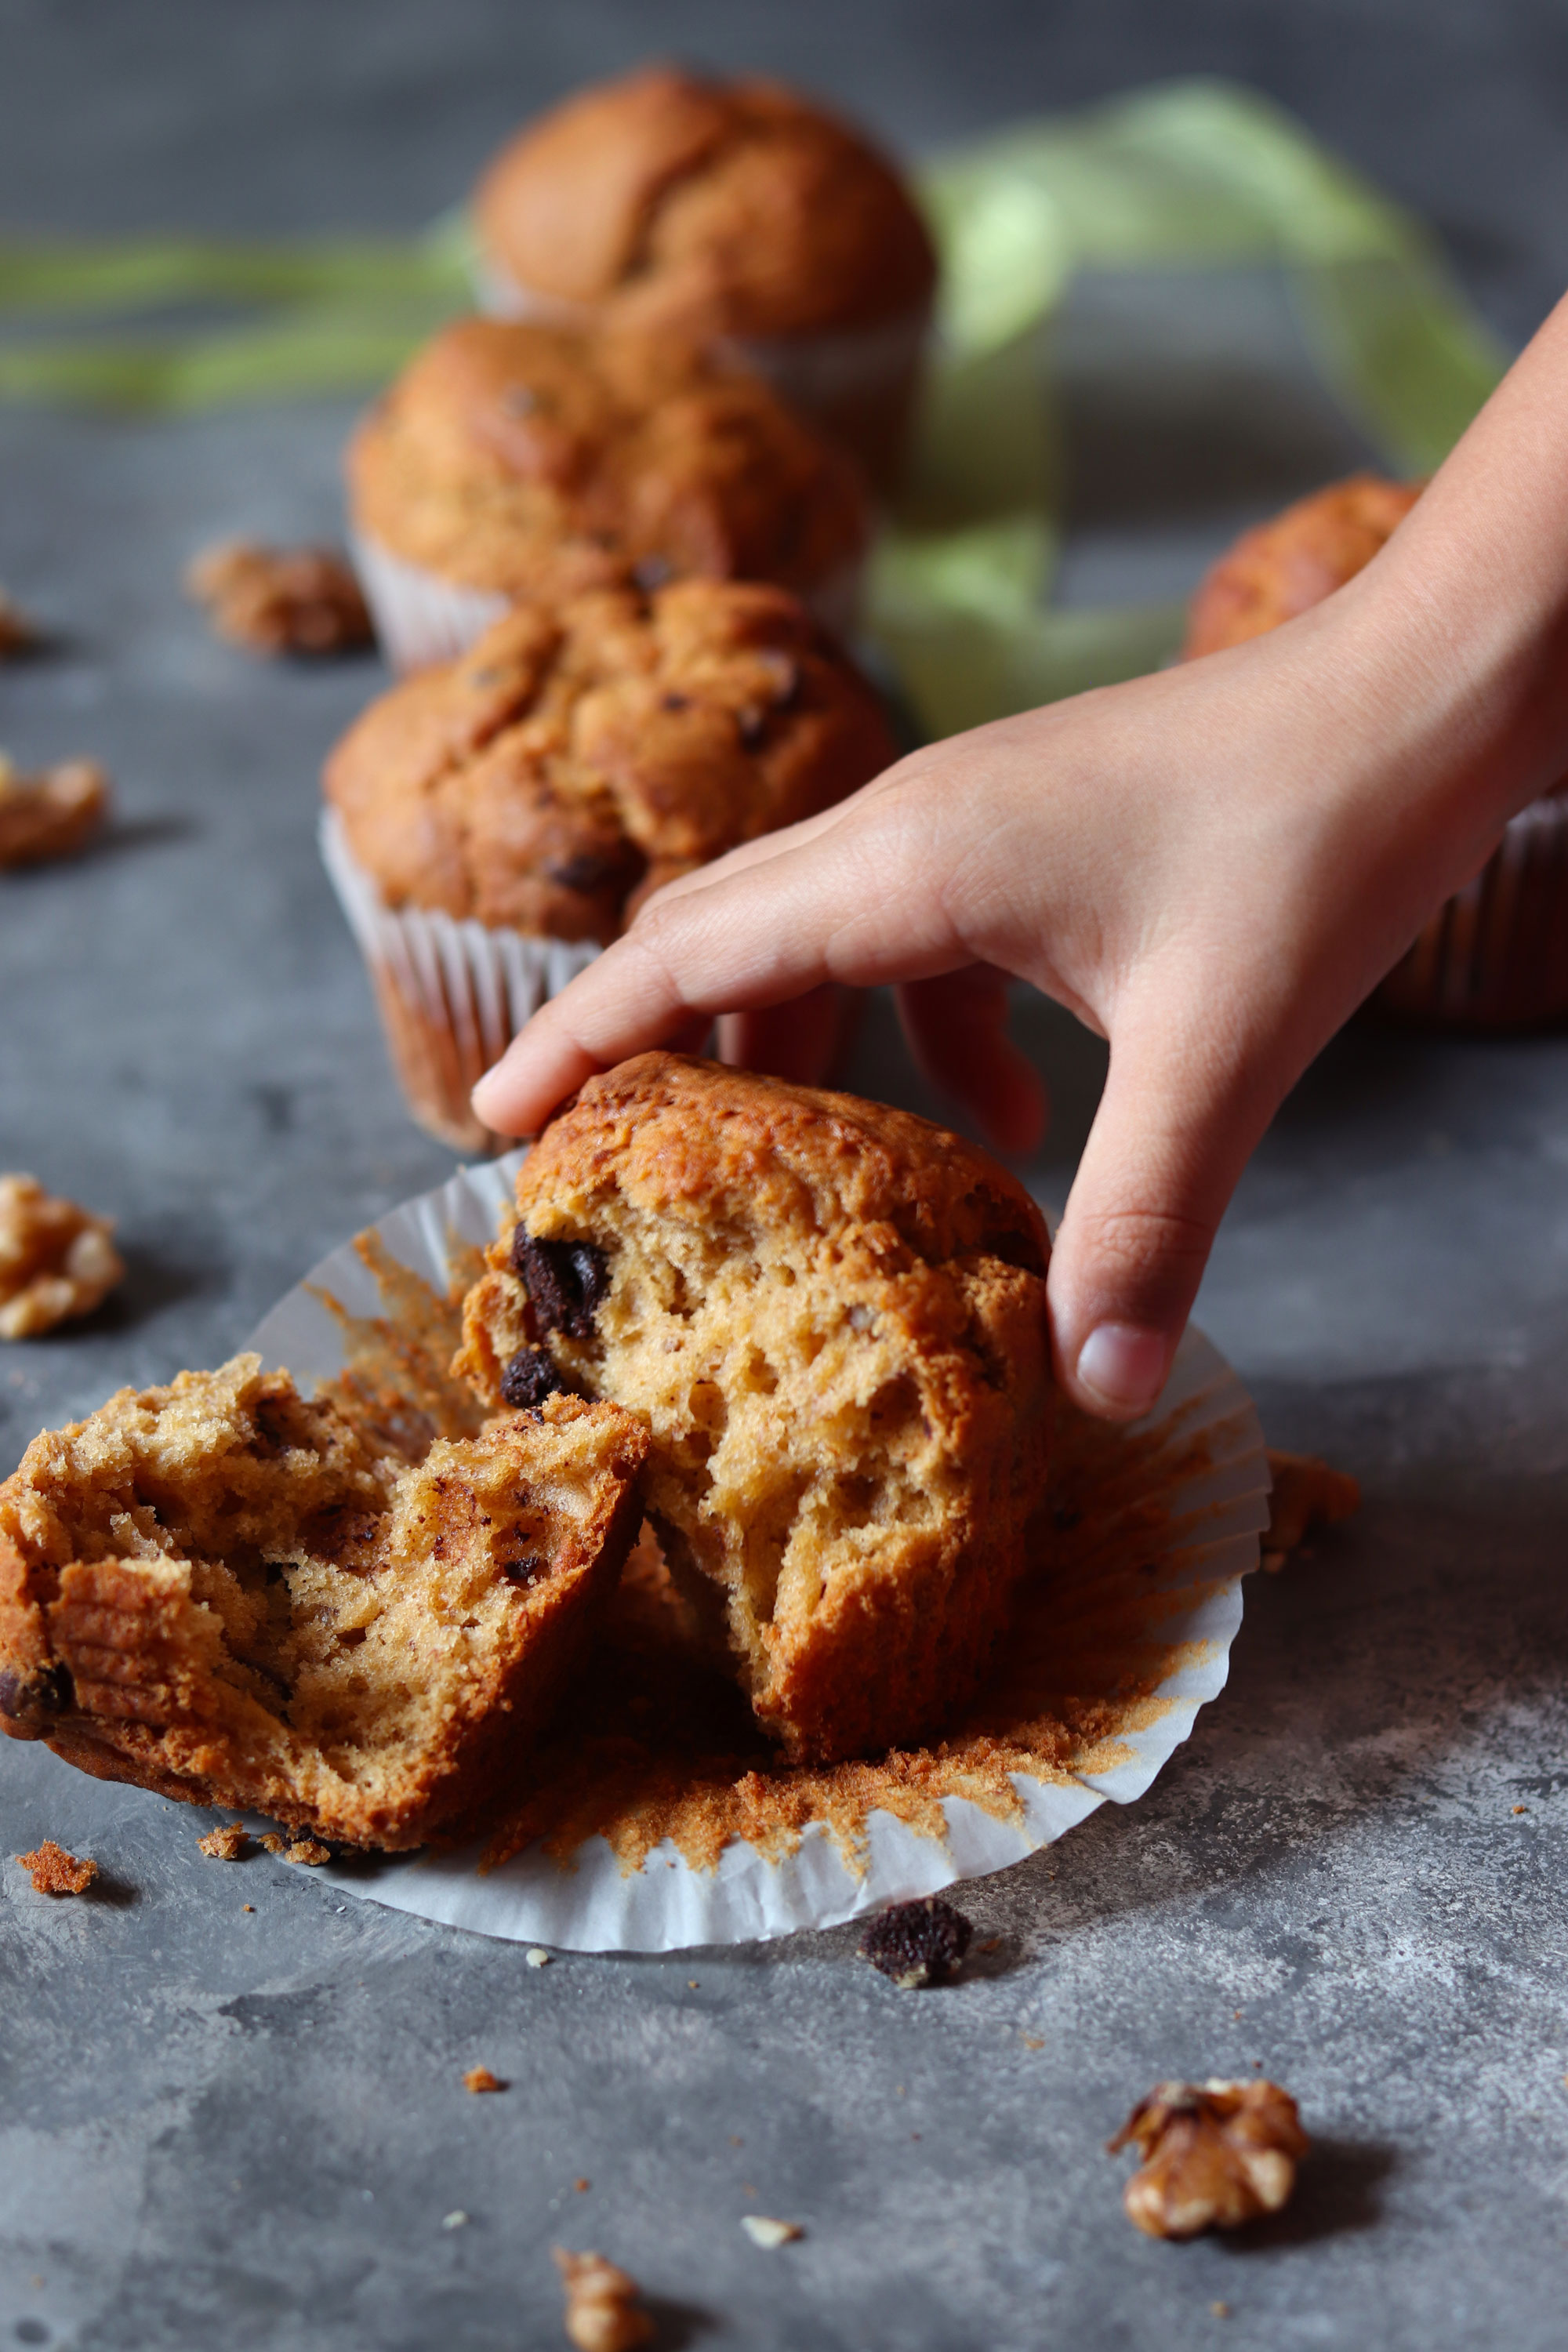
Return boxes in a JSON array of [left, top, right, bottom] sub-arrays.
[[858, 1895, 974, 1987], [0, 1661, 74, 1733], [499, 1348, 564, 1410], [500, 1555, 546, 1587], [511, 1233, 609, 1341]]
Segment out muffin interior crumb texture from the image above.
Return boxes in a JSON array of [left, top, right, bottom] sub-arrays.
[[456, 1054, 1052, 1763], [0, 1356, 646, 1846]]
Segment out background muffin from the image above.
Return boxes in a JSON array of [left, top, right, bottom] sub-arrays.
[[322, 579, 896, 1151], [1186, 473, 1568, 1029], [471, 64, 938, 493], [347, 315, 870, 670], [455, 1052, 1053, 1766]]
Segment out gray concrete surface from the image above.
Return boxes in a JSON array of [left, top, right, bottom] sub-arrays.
[[3, 4, 1568, 2347]]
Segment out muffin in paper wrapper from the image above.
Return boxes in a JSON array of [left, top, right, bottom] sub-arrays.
[[239, 1153, 1272, 1953], [1374, 790, 1568, 1029], [352, 524, 866, 676], [320, 808, 601, 1156], [471, 256, 930, 499]]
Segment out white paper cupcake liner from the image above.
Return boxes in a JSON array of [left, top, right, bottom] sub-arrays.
[[352, 524, 864, 669], [320, 808, 601, 1153], [247, 1152, 1271, 1953]]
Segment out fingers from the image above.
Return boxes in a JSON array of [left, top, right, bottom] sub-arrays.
[[716, 984, 857, 1088], [895, 969, 1048, 1156], [1047, 990, 1277, 1421], [472, 782, 963, 1136]]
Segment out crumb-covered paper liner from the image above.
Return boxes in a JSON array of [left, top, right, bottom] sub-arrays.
[[352, 526, 865, 673], [247, 1154, 1269, 1951], [320, 808, 601, 1156]]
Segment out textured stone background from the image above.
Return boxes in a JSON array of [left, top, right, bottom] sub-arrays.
[[3, 4, 1568, 2347]]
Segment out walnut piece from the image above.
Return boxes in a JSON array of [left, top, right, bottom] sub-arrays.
[[1262, 1449, 1360, 1571], [0, 1175, 125, 1340], [16, 1840, 97, 1896], [0, 755, 109, 868], [185, 539, 373, 656], [858, 1895, 973, 1987], [0, 588, 40, 659], [1108, 2078, 1308, 2238], [198, 1824, 250, 1860], [554, 2248, 654, 2352]]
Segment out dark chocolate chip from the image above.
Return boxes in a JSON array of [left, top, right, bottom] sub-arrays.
[[511, 1233, 609, 1340], [499, 1348, 564, 1410], [661, 691, 691, 713], [500, 1555, 545, 1587], [0, 1661, 73, 1730], [858, 1896, 974, 1988], [633, 554, 674, 592], [544, 851, 619, 894]]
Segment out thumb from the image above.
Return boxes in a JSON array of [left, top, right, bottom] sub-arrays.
[[1048, 999, 1275, 1420]]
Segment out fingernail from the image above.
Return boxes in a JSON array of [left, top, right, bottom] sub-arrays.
[[1074, 1323, 1169, 1417]]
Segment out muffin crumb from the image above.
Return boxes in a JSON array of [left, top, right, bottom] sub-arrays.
[[1261, 1450, 1360, 1571], [0, 589, 40, 658], [0, 1174, 124, 1340], [16, 1840, 96, 1895], [285, 1838, 332, 1865], [1108, 2079, 1308, 2238], [259, 1833, 287, 1855], [553, 2247, 653, 2352], [464, 2066, 506, 2094], [186, 540, 372, 657], [858, 1895, 974, 1987], [0, 755, 109, 869], [198, 1824, 250, 1861]]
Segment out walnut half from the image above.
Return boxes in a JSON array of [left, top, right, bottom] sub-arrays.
[[554, 2249, 653, 2352], [0, 756, 109, 869], [185, 539, 372, 656], [1108, 2078, 1308, 2238]]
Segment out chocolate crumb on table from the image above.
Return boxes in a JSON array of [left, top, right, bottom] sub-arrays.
[[198, 1824, 249, 1860], [0, 1174, 125, 1340], [858, 1895, 974, 1987], [184, 539, 373, 657], [15, 1841, 97, 1895], [1107, 2078, 1308, 2238], [1261, 1449, 1360, 1570], [553, 2247, 654, 2352], [0, 757, 110, 869], [464, 2066, 506, 2094]]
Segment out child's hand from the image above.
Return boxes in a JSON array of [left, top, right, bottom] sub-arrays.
[[474, 305, 1568, 1417]]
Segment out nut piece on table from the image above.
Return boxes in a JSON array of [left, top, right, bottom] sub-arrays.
[[0, 588, 40, 658], [1108, 2078, 1308, 2238], [16, 1839, 97, 1895], [553, 2248, 654, 2352], [0, 755, 109, 868], [184, 539, 373, 656], [1262, 1449, 1361, 1571], [858, 1894, 974, 1987], [0, 1174, 125, 1340]]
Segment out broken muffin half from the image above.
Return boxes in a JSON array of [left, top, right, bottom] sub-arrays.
[[0, 1354, 646, 1848], [455, 1054, 1053, 1764]]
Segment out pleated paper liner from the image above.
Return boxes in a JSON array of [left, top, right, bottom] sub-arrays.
[[1374, 789, 1568, 1029], [247, 1154, 1271, 1952], [319, 809, 601, 1156], [471, 255, 930, 499]]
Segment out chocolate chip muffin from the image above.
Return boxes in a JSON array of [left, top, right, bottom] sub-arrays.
[[1183, 474, 1421, 658], [455, 1054, 1053, 1765], [347, 316, 870, 670], [471, 65, 938, 492], [321, 579, 895, 1151], [0, 1356, 647, 1848], [1187, 474, 1568, 1027]]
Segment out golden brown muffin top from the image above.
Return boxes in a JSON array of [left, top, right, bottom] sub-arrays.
[[324, 579, 895, 941], [1184, 474, 1423, 658], [474, 65, 938, 340], [517, 1051, 1051, 1275], [347, 316, 869, 601]]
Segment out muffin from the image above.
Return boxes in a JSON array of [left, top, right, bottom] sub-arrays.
[[1186, 473, 1568, 1029], [347, 315, 870, 670], [321, 578, 896, 1152], [0, 1355, 647, 1849], [470, 65, 938, 494], [454, 1053, 1053, 1765]]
